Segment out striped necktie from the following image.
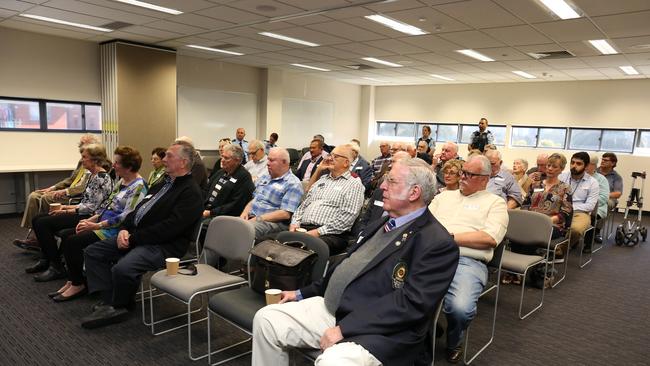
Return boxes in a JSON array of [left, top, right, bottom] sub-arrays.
[[384, 219, 396, 232]]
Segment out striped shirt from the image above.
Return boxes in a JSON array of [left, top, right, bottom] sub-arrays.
[[371, 154, 391, 175], [291, 170, 365, 236], [250, 170, 303, 217]]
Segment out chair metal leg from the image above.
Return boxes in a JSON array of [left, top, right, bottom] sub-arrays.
[[430, 301, 443, 366], [547, 238, 569, 288], [578, 227, 594, 268], [463, 270, 501, 365], [207, 308, 252, 366], [517, 262, 546, 320]]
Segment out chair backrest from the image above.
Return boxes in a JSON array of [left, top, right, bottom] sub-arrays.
[[506, 209, 553, 248], [276, 231, 330, 280], [204, 216, 255, 263], [488, 240, 506, 269], [286, 148, 300, 167]]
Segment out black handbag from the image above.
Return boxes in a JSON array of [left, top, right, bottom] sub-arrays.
[[249, 240, 317, 294]]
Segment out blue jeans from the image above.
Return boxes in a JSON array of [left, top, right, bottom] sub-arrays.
[[443, 256, 488, 350]]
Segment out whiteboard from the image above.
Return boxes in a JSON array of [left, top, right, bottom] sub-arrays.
[[177, 86, 257, 150], [282, 98, 334, 148]]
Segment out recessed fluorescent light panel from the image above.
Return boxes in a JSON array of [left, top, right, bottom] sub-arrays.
[[115, 0, 182, 15], [258, 32, 319, 47], [364, 14, 428, 36], [619, 66, 639, 75], [539, 0, 581, 19], [430, 74, 454, 81], [291, 63, 330, 72], [588, 39, 618, 55], [512, 70, 537, 79], [187, 45, 244, 56], [363, 77, 387, 82], [19, 14, 113, 32], [456, 49, 495, 62], [361, 57, 403, 67]]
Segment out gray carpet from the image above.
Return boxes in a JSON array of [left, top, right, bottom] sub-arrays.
[[1, 213, 648, 366]]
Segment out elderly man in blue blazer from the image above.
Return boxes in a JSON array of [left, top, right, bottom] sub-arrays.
[[252, 158, 459, 366]]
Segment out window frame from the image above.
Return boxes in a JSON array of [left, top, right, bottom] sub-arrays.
[[568, 127, 636, 153], [0, 96, 101, 133], [510, 125, 568, 149], [460, 124, 507, 146]]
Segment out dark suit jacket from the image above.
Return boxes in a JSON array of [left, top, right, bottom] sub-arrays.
[[192, 152, 209, 191], [296, 156, 323, 181], [300, 210, 459, 366], [351, 156, 373, 191], [352, 187, 385, 236], [203, 165, 254, 217], [121, 174, 203, 258]]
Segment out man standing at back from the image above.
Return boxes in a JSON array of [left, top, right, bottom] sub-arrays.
[[252, 158, 458, 366], [469, 118, 494, 153], [428, 155, 508, 363], [233, 127, 249, 163]]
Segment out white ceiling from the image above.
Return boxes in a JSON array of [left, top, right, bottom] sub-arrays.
[[2, 0, 650, 85]]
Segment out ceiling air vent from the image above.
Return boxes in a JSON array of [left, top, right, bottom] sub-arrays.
[[101, 21, 132, 30], [345, 64, 376, 70], [527, 50, 574, 60]]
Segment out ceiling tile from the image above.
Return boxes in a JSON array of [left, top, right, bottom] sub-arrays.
[[505, 59, 554, 70], [611, 35, 650, 53], [408, 52, 459, 65], [287, 14, 331, 26], [492, 0, 556, 23], [483, 25, 552, 46], [470, 72, 513, 81], [226, 0, 304, 17], [581, 54, 633, 68], [259, 25, 350, 45], [307, 21, 385, 42], [434, 0, 524, 28], [399, 34, 463, 52], [322, 6, 371, 20], [541, 58, 591, 69], [365, 39, 427, 55], [363, 0, 425, 13], [333, 42, 394, 57], [597, 67, 629, 78], [42, 0, 157, 25], [474, 46, 530, 61], [23, 5, 111, 26], [193, 30, 231, 40], [0, 17, 98, 38], [0, 8, 17, 18], [593, 11, 650, 39], [274, 0, 350, 11], [533, 18, 605, 42], [560, 68, 606, 78], [250, 21, 295, 31], [557, 41, 601, 56], [219, 36, 290, 51], [444, 63, 488, 73], [0, 0, 37, 11], [145, 20, 207, 35], [573, 0, 650, 17], [382, 6, 472, 34], [102, 29, 160, 43], [172, 13, 234, 29], [279, 48, 337, 61], [154, 0, 217, 12], [412, 64, 455, 73], [438, 30, 505, 48], [624, 52, 650, 66], [309, 45, 365, 59], [200, 5, 268, 23], [515, 43, 565, 53], [473, 61, 517, 72]]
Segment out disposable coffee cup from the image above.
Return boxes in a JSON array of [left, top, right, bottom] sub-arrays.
[[49, 203, 62, 212], [265, 289, 282, 305], [166, 257, 180, 276], [295, 227, 307, 233]]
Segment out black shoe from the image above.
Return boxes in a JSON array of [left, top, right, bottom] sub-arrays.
[[91, 300, 107, 312], [25, 259, 49, 274], [446, 346, 463, 364], [81, 306, 130, 329], [47, 290, 63, 298], [582, 246, 592, 254], [53, 288, 88, 303], [33, 266, 67, 282], [13, 238, 40, 252], [595, 235, 603, 244]]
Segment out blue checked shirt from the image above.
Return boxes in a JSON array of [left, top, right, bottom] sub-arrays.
[[250, 170, 303, 217]]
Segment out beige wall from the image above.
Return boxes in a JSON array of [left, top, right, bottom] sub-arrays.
[[371, 80, 650, 210]]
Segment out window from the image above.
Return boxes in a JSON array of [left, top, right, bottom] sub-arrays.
[[436, 124, 459, 142], [396, 123, 415, 138], [636, 130, 650, 155], [0, 97, 101, 132], [510, 126, 566, 148], [569, 128, 635, 153], [376, 122, 415, 138], [0, 99, 40, 129]]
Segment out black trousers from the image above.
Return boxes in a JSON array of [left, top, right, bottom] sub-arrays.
[[84, 237, 166, 307], [58, 229, 101, 285], [300, 224, 350, 255], [31, 213, 88, 264]]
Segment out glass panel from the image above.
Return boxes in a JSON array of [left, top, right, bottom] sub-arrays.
[[511, 127, 537, 147], [636, 130, 650, 156], [377, 122, 396, 137], [0, 99, 40, 129], [437, 124, 458, 142], [396, 123, 415, 138], [47, 102, 82, 130], [85, 105, 102, 130], [569, 129, 601, 150], [491, 126, 506, 145], [538, 128, 566, 148], [460, 124, 475, 143], [601, 130, 634, 152]]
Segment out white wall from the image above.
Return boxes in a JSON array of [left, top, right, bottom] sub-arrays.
[[371, 80, 650, 210]]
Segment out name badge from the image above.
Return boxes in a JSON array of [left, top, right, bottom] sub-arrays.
[[463, 204, 480, 210], [533, 188, 544, 192], [215, 184, 222, 191], [355, 166, 363, 170], [211, 190, 218, 197], [144, 194, 153, 199], [229, 177, 237, 183], [373, 200, 384, 207], [495, 177, 504, 182]]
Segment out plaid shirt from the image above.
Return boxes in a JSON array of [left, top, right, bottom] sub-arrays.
[[250, 170, 303, 217], [291, 170, 365, 236]]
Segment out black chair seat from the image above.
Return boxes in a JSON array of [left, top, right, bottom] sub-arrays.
[[209, 287, 265, 331]]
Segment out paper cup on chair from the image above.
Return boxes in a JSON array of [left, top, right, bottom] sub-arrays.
[[49, 203, 62, 212], [166, 258, 180, 276], [265, 289, 282, 305]]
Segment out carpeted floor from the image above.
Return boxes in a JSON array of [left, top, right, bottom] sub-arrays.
[[1, 213, 648, 366]]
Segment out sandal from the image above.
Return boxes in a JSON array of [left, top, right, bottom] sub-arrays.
[[501, 273, 513, 284]]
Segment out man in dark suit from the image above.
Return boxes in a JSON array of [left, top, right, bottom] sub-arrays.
[[296, 139, 327, 182], [348, 142, 373, 192], [80, 140, 203, 329], [251, 158, 459, 366]]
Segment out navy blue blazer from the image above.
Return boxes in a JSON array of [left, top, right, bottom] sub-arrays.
[[351, 156, 373, 191], [296, 156, 323, 181], [301, 209, 459, 366]]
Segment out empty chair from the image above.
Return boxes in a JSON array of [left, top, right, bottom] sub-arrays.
[[147, 216, 254, 361], [501, 210, 553, 319], [206, 232, 330, 365]]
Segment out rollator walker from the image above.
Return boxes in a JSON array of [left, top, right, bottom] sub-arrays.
[[615, 171, 647, 246]]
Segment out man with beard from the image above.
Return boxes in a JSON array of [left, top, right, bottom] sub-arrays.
[[559, 152, 600, 249]]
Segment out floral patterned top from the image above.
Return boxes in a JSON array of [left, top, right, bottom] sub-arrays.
[[77, 171, 113, 215], [93, 177, 147, 240], [525, 179, 573, 234]]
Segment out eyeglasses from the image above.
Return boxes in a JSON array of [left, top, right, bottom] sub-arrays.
[[331, 153, 349, 161], [461, 170, 490, 179], [247, 148, 260, 155]]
